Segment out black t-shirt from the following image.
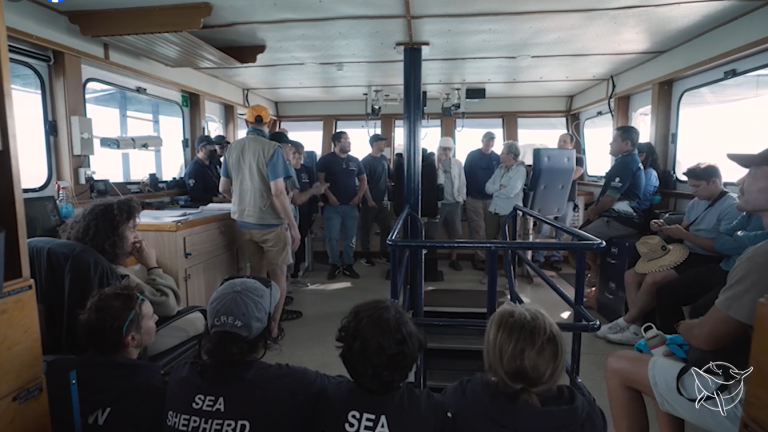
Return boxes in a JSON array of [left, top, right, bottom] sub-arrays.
[[164, 360, 336, 432], [569, 154, 585, 202], [184, 157, 221, 205], [295, 164, 318, 215], [317, 378, 453, 432], [76, 354, 166, 432], [361, 154, 392, 205], [316, 152, 366, 205]]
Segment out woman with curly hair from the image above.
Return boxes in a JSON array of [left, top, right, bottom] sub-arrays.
[[60, 197, 181, 317]]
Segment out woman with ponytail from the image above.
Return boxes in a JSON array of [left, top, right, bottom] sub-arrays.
[[443, 303, 607, 432]]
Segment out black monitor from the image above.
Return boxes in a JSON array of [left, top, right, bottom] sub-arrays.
[[24, 196, 64, 239]]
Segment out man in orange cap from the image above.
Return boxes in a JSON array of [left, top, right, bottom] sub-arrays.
[[219, 105, 299, 339]]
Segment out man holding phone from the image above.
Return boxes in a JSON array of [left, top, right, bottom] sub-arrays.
[[597, 163, 741, 345]]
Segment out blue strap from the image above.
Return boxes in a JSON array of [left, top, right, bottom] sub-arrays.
[[69, 370, 83, 432]]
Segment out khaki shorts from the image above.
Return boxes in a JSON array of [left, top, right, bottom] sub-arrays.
[[581, 216, 638, 240], [241, 226, 293, 269]]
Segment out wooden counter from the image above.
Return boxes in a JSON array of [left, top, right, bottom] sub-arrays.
[[136, 211, 246, 307]]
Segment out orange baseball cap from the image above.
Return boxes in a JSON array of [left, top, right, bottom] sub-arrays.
[[245, 105, 272, 123]]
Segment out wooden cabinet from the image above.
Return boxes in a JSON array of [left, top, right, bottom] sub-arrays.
[[0, 281, 43, 400], [0, 378, 50, 432], [184, 250, 238, 307], [136, 212, 245, 307]]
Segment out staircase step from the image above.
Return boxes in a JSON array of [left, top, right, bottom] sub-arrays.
[[424, 288, 509, 309], [426, 370, 476, 390], [426, 332, 484, 351]]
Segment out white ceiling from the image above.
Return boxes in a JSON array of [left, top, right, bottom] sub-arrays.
[[47, 0, 768, 103]]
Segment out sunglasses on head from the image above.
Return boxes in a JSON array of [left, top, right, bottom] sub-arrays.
[[122, 293, 148, 339]]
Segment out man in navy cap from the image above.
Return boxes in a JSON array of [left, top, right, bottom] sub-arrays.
[[211, 135, 230, 177], [184, 134, 228, 205]]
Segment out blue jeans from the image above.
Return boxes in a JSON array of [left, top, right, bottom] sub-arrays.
[[532, 203, 571, 263], [324, 205, 359, 266]]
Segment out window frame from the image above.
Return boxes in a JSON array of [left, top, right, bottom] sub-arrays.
[[673, 61, 768, 184], [12, 58, 54, 193], [581, 111, 613, 178], [82, 78, 187, 184]]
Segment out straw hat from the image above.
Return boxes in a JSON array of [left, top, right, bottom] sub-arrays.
[[634, 236, 689, 274]]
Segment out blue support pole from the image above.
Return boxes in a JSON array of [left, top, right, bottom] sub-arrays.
[[571, 251, 588, 376], [403, 46, 424, 318]]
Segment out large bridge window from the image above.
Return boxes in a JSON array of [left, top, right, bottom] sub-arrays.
[[517, 117, 567, 164], [631, 105, 652, 143], [582, 113, 613, 177], [280, 121, 324, 156], [11, 61, 51, 192], [335, 120, 380, 160], [454, 118, 504, 163], [676, 64, 768, 183], [394, 119, 441, 156], [85, 80, 185, 183], [205, 100, 225, 138]]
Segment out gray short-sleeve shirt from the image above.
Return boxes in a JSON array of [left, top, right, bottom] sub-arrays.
[[715, 240, 768, 326]]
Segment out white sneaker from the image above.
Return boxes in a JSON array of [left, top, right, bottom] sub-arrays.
[[290, 278, 309, 287], [605, 325, 644, 346], [596, 317, 629, 339]]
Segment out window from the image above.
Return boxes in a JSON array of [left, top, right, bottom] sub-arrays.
[[582, 113, 614, 177], [631, 105, 652, 143], [11, 60, 51, 191], [517, 117, 567, 146], [85, 80, 185, 183], [393, 119, 442, 156], [454, 118, 504, 163], [205, 100, 225, 138], [280, 121, 324, 155], [676, 65, 768, 183], [335, 120, 381, 160]]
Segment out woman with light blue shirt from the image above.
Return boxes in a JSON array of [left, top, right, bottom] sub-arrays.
[[637, 142, 660, 211], [484, 141, 528, 241]]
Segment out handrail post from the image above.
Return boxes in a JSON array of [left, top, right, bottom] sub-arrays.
[[571, 251, 588, 376], [486, 248, 498, 317], [390, 247, 399, 303]]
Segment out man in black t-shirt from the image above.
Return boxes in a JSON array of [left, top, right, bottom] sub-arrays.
[[317, 299, 453, 432], [317, 131, 368, 280], [532, 133, 585, 271], [360, 134, 393, 267]]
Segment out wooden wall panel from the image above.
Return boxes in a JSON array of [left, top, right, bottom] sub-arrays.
[[503, 114, 518, 142], [441, 116, 455, 141], [651, 81, 673, 171], [322, 118, 335, 155], [0, 0, 28, 282], [51, 52, 88, 197], [0, 283, 43, 399], [188, 93, 205, 163], [613, 95, 630, 129], [224, 104, 236, 140]]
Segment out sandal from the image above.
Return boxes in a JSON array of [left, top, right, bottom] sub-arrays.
[[280, 309, 303, 322], [284, 295, 294, 307], [268, 325, 285, 347]]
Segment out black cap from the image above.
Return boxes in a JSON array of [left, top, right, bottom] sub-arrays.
[[195, 135, 215, 150], [369, 134, 387, 146], [269, 132, 291, 145], [213, 135, 230, 146], [728, 148, 768, 169]]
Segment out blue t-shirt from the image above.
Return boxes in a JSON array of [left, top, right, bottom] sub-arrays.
[[316, 152, 366, 205], [596, 150, 645, 225], [639, 168, 660, 211], [184, 157, 220, 205], [223, 137, 295, 230], [464, 149, 500, 200]]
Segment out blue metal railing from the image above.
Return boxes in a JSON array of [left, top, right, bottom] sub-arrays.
[[387, 204, 605, 385]]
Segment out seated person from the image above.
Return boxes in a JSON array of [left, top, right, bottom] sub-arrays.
[[443, 303, 606, 432], [60, 197, 181, 317], [317, 299, 453, 432], [597, 163, 740, 345], [164, 277, 335, 431], [604, 148, 768, 432], [582, 126, 646, 290], [184, 135, 229, 205], [77, 280, 165, 432], [484, 141, 527, 241], [637, 142, 660, 211]]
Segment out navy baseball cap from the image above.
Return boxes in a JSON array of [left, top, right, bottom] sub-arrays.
[[728, 148, 768, 169], [369, 134, 387, 145], [195, 135, 216, 150], [207, 278, 280, 340], [269, 132, 291, 145], [213, 135, 230, 146]]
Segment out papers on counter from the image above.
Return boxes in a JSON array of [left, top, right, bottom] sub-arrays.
[[199, 203, 232, 211]]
